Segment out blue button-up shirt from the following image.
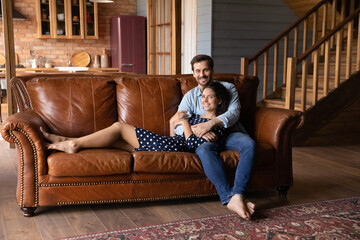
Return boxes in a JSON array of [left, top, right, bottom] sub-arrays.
[[174, 80, 245, 135]]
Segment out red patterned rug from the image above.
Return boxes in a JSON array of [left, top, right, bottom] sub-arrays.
[[61, 197, 360, 240]]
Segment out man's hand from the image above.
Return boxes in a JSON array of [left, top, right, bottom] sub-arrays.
[[191, 121, 214, 138], [201, 131, 218, 142], [170, 110, 188, 126]]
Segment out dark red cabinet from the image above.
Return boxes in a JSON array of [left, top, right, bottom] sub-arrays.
[[111, 15, 146, 74]]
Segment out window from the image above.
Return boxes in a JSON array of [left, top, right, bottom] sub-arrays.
[[147, 0, 181, 74]]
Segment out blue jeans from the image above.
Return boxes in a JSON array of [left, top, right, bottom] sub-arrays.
[[195, 132, 255, 205]]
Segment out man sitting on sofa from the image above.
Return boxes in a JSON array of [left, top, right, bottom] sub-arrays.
[[171, 54, 256, 220]]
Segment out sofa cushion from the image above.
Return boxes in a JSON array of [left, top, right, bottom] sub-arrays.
[[115, 76, 182, 136], [26, 76, 117, 137], [47, 149, 133, 177], [133, 142, 275, 174], [132, 151, 203, 173]]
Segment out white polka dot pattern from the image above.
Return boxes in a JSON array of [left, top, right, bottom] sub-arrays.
[[133, 115, 225, 152]]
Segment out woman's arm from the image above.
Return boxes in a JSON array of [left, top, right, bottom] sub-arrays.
[[169, 111, 189, 136], [170, 117, 193, 139], [180, 119, 193, 140]]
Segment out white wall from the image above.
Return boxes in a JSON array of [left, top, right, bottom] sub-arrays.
[[181, 0, 197, 74]]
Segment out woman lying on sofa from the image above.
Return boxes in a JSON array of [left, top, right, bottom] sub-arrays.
[[41, 81, 255, 219]]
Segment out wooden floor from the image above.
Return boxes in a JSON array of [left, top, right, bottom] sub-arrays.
[[0, 139, 359, 240]]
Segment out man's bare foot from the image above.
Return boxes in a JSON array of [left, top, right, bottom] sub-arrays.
[[47, 140, 79, 153], [40, 127, 68, 143], [227, 194, 254, 220]]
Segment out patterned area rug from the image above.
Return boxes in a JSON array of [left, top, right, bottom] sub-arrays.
[[61, 197, 360, 240]]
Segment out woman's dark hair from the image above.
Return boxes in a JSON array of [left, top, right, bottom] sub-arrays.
[[191, 54, 214, 71], [203, 81, 230, 116]]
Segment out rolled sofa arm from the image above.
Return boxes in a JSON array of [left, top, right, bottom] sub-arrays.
[[1, 110, 49, 208], [254, 106, 303, 150]]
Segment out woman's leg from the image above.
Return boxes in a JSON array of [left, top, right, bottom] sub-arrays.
[[41, 127, 71, 143], [44, 122, 140, 153]]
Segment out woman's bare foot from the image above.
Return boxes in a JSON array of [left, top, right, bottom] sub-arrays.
[[227, 194, 255, 220], [47, 140, 79, 153], [40, 127, 68, 143]]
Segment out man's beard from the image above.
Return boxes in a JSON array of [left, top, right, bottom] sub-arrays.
[[198, 77, 210, 86]]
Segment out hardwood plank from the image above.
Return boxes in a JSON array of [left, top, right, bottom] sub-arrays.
[[149, 201, 192, 222], [0, 139, 360, 239], [90, 204, 137, 230], [173, 201, 213, 219], [34, 208, 77, 239], [197, 198, 229, 215], [119, 203, 165, 226], [62, 205, 108, 235], [293, 146, 360, 170], [0, 207, 7, 240], [0, 143, 17, 199], [0, 197, 43, 240]]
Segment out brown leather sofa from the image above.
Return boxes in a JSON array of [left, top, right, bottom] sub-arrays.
[[1, 73, 302, 217]]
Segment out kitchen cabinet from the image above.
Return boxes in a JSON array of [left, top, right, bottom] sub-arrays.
[[36, 0, 97, 39], [84, 0, 98, 39]]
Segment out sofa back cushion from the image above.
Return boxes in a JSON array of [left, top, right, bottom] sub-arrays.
[[177, 73, 259, 136], [26, 76, 117, 137], [115, 76, 182, 136]]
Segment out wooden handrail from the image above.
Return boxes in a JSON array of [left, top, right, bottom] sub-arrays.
[[249, 0, 329, 62], [297, 7, 360, 63]]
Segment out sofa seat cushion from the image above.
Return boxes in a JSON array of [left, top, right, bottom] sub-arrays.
[[133, 151, 203, 173], [47, 149, 133, 177], [133, 142, 275, 174]]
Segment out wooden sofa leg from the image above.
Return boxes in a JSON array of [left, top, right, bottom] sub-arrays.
[[277, 186, 290, 197], [21, 207, 37, 217]]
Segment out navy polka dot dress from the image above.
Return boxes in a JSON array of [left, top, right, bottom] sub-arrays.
[[133, 115, 225, 152]]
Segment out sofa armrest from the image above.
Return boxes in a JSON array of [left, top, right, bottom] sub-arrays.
[[254, 106, 303, 150], [253, 106, 303, 189], [1, 110, 49, 207]]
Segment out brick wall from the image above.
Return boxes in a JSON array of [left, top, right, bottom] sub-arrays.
[[0, 0, 136, 67]]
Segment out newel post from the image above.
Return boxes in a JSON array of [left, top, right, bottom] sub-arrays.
[[285, 57, 296, 110], [240, 57, 249, 76]]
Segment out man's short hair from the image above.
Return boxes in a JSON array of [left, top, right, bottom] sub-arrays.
[[191, 55, 214, 71]]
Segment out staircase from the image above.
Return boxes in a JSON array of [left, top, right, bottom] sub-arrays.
[[262, 39, 358, 111], [241, 0, 360, 145]]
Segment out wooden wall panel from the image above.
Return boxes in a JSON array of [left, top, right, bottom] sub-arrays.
[[196, 0, 212, 56]]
